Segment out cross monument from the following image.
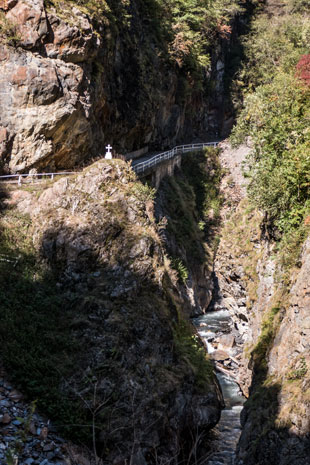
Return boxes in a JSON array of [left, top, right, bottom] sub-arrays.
[[105, 144, 113, 159]]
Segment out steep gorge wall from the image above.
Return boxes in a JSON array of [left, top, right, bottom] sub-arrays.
[[213, 144, 310, 464], [0, 0, 238, 173], [234, 234, 310, 465], [156, 149, 222, 317], [215, 0, 310, 460]]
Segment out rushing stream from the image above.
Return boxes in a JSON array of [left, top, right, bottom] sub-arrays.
[[193, 310, 245, 465]]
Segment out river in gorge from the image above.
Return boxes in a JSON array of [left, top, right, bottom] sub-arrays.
[[193, 310, 245, 465]]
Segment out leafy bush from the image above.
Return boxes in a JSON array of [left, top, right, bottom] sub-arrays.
[[167, 0, 238, 69], [231, 0, 310, 242], [232, 72, 310, 236], [171, 257, 189, 283], [132, 182, 156, 202], [231, 8, 310, 105]]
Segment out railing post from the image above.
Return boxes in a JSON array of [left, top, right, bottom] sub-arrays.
[[18, 175, 22, 186]]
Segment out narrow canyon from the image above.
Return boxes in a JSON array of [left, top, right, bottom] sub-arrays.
[[0, 0, 310, 464]]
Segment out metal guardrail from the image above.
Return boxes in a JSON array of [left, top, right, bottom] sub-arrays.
[[132, 142, 218, 174], [0, 142, 219, 184], [0, 254, 20, 266], [0, 171, 77, 185]]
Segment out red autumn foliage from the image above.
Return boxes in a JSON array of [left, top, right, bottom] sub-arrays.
[[296, 54, 310, 87], [217, 22, 232, 38]]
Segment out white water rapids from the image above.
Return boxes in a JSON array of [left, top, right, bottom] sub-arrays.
[[193, 310, 245, 465]]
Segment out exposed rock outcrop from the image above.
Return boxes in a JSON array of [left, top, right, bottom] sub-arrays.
[[0, 159, 223, 464], [212, 142, 310, 464], [0, 0, 233, 173], [236, 236, 310, 465]]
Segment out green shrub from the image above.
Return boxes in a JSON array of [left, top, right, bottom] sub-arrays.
[[0, 12, 21, 45], [287, 357, 307, 380], [231, 8, 310, 101], [231, 0, 310, 241], [171, 257, 189, 283], [173, 320, 214, 391], [231, 0, 310, 242], [132, 182, 156, 202], [232, 72, 310, 237]]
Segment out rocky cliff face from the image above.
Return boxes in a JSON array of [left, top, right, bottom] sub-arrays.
[[155, 149, 222, 318], [0, 159, 223, 464], [213, 143, 310, 465], [236, 234, 310, 465], [233, 229, 310, 465], [0, 0, 233, 173]]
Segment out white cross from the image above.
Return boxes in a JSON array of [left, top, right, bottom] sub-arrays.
[[105, 144, 113, 159]]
